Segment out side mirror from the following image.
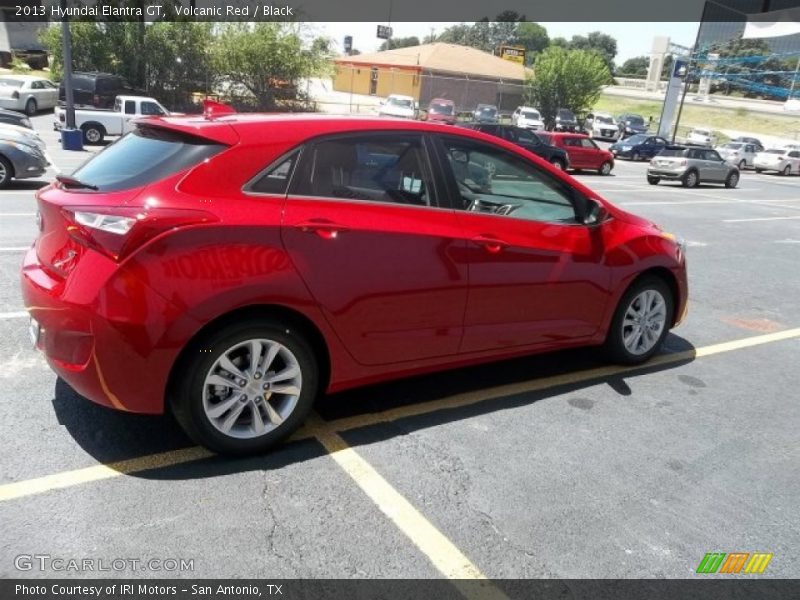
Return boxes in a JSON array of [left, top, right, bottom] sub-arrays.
[[577, 197, 608, 225]]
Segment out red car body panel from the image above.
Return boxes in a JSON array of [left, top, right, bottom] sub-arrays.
[[546, 132, 615, 171], [21, 116, 687, 414]]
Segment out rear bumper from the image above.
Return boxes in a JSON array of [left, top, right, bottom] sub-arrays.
[[20, 246, 196, 414], [0, 98, 24, 111], [648, 168, 686, 180]]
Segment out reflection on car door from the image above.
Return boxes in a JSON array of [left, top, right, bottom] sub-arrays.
[[434, 134, 610, 353], [703, 149, 728, 181], [281, 132, 468, 366]]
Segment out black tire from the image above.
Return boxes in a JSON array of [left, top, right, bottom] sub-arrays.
[[682, 169, 699, 188], [24, 98, 37, 116], [604, 276, 675, 365], [647, 176, 660, 185], [170, 319, 319, 455], [0, 155, 13, 188], [81, 123, 105, 145], [781, 165, 790, 176], [550, 158, 565, 170], [599, 161, 612, 175], [725, 170, 739, 188]]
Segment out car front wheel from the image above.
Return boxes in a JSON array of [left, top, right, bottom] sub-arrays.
[[647, 175, 660, 185], [599, 161, 612, 175], [550, 158, 565, 170], [170, 319, 319, 455], [605, 276, 674, 364], [725, 171, 739, 188]]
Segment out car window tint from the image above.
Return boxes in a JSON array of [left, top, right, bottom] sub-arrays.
[[441, 136, 576, 224], [580, 138, 597, 149], [514, 128, 538, 143], [562, 138, 580, 147], [705, 150, 722, 161], [71, 126, 226, 193], [294, 135, 433, 207], [141, 101, 164, 116], [124, 100, 136, 114], [31, 81, 42, 89], [249, 150, 299, 195]]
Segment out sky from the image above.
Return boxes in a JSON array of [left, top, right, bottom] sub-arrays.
[[310, 22, 702, 64]]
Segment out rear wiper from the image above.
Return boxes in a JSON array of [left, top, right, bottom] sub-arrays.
[[56, 175, 98, 191]]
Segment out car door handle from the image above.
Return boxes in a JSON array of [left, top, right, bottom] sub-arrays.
[[293, 220, 349, 240], [471, 235, 509, 254]]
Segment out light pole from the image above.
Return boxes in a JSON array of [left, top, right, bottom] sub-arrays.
[[60, 0, 82, 150]]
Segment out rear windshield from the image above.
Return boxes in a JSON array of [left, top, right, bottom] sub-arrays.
[[595, 115, 614, 124], [522, 111, 540, 119], [429, 102, 454, 115], [658, 148, 687, 157], [0, 78, 24, 88], [558, 110, 575, 119], [478, 106, 497, 115], [71, 126, 226, 192], [625, 115, 644, 125], [388, 97, 413, 107]]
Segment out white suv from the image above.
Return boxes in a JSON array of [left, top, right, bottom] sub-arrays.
[[511, 106, 544, 131], [378, 94, 417, 119]]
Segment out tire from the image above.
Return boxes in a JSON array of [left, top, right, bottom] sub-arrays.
[[647, 176, 660, 185], [738, 159, 746, 170], [170, 319, 319, 455], [725, 170, 739, 188], [24, 98, 37, 116], [781, 165, 790, 176], [599, 161, 612, 175], [81, 123, 104, 145], [0, 156, 13, 188], [682, 170, 699, 188], [604, 276, 674, 365], [550, 158, 565, 170], [631, 151, 641, 162]]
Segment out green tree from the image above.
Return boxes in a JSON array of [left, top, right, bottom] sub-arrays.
[[212, 23, 332, 110], [565, 31, 617, 74], [526, 46, 611, 128], [515, 22, 549, 64], [618, 56, 649, 77], [379, 36, 420, 51]]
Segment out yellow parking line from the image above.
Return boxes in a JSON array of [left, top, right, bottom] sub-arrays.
[[1, 327, 799, 505], [308, 416, 507, 595]]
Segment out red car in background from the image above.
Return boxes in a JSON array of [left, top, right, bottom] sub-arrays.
[[21, 114, 687, 455], [537, 131, 615, 175], [425, 98, 457, 125]]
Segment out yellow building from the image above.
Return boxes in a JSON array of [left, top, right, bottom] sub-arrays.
[[333, 43, 530, 111]]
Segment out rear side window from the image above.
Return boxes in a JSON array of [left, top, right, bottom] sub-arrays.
[[71, 126, 226, 192], [659, 148, 687, 157], [248, 150, 300, 195]]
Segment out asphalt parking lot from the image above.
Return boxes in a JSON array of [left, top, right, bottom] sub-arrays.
[[1, 115, 798, 581]]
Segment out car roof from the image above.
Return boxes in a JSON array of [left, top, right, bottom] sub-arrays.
[[517, 106, 539, 112], [549, 131, 588, 138]]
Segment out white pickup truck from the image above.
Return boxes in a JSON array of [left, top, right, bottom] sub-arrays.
[[54, 95, 172, 144]]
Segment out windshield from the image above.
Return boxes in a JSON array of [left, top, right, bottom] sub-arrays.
[[388, 97, 413, 108], [71, 126, 225, 192], [478, 106, 497, 116], [429, 103, 454, 115], [693, 129, 711, 136], [625, 115, 645, 125], [558, 110, 575, 120], [624, 134, 647, 145], [722, 143, 743, 150], [522, 111, 540, 120], [595, 116, 614, 124], [0, 78, 24, 88]]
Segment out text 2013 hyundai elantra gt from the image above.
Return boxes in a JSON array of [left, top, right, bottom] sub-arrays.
[[21, 114, 687, 454]]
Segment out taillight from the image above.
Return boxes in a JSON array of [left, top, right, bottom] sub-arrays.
[[62, 206, 218, 262], [11, 90, 19, 99]]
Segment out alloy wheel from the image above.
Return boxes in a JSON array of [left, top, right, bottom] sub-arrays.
[[621, 289, 667, 356], [201, 338, 302, 439]]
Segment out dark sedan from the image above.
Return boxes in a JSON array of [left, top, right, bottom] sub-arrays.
[[609, 134, 669, 161], [464, 124, 570, 170], [617, 113, 648, 138]]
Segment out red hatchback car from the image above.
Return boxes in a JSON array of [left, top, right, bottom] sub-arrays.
[[538, 132, 615, 175], [21, 114, 687, 454]]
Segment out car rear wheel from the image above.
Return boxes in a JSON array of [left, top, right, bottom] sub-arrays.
[[781, 165, 790, 176], [550, 158, 565, 170], [170, 319, 319, 455], [599, 161, 612, 175], [25, 98, 37, 116], [647, 176, 660, 185], [0, 156, 13, 188], [725, 171, 739, 188], [81, 123, 105, 145], [682, 170, 698, 188], [605, 276, 674, 365], [631, 151, 641, 162]]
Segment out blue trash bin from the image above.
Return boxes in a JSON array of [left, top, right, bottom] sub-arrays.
[[61, 128, 83, 151]]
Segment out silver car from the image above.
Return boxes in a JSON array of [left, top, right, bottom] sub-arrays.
[[647, 146, 740, 188], [0, 76, 58, 116], [715, 142, 757, 170], [0, 137, 49, 188]]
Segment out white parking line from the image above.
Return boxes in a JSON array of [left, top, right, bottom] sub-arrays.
[[0, 311, 28, 320], [724, 215, 800, 223]]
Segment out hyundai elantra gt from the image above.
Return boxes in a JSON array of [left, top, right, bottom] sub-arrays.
[[21, 114, 688, 454]]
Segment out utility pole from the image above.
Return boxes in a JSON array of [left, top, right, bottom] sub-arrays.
[[61, 0, 75, 131]]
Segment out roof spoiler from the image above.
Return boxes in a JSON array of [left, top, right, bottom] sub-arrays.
[[203, 99, 236, 120]]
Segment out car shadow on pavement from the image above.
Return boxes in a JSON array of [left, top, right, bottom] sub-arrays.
[[52, 332, 695, 479], [5, 180, 50, 191]]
